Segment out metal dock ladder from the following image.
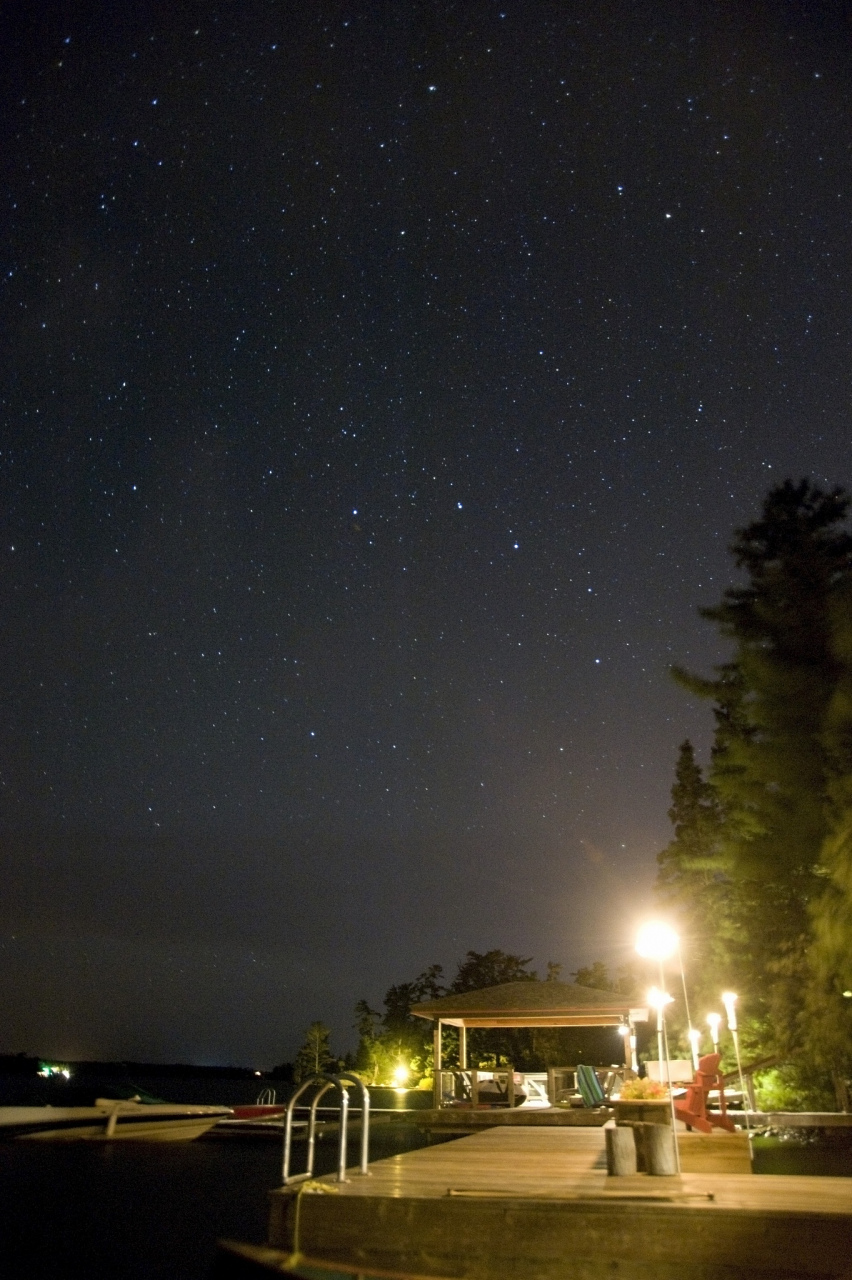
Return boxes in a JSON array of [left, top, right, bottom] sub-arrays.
[[281, 1071, 371, 1184]]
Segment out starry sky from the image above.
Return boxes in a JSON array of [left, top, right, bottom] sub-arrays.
[[1, 0, 851, 1067]]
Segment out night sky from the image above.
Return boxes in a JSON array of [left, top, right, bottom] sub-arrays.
[[1, 1, 851, 1067]]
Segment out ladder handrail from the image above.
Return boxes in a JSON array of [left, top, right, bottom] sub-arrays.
[[335, 1071, 371, 1177], [281, 1072, 370, 1185]]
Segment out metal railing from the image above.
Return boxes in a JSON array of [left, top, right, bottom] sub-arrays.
[[281, 1072, 370, 1185]]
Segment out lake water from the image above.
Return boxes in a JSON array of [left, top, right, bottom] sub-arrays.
[[0, 1121, 431, 1279]]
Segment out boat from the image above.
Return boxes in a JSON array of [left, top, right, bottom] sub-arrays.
[[0, 1098, 232, 1140], [228, 1103, 288, 1121]]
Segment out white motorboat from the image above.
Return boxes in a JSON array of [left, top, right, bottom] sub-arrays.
[[0, 1098, 232, 1140]]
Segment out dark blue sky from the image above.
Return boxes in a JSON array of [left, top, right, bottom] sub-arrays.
[[1, 0, 850, 1065]]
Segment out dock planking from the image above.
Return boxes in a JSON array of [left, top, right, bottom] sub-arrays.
[[266, 1126, 852, 1279]]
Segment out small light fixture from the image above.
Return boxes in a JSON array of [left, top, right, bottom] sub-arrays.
[[720, 992, 751, 1133], [706, 1012, 722, 1050]]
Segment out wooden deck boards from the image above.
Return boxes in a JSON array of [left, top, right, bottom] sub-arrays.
[[267, 1127, 852, 1279], [300, 1126, 609, 1196]]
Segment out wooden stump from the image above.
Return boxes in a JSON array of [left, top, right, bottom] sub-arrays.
[[605, 1122, 637, 1176], [643, 1121, 678, 1175]]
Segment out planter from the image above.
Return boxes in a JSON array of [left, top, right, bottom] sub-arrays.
[[613, 1098, 671, 1126]]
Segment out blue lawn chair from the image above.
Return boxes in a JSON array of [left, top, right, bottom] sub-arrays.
[[576, 1063, 607, 1107]]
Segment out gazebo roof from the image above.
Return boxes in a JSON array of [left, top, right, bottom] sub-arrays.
[[411, 980, 647, 1028]]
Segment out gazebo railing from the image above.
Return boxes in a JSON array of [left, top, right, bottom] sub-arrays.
[[436, 1067, 519, 1108]]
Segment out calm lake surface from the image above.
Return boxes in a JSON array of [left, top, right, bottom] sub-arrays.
[[0, 1122, 431, 1280]]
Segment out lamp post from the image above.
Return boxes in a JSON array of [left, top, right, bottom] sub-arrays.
[[646, 986, 674, 1082], [676, 940, 699, 1070], [706, 1012, 722, 1052], [636, 922, 681, 1170], [721, 991, 751, 1133]]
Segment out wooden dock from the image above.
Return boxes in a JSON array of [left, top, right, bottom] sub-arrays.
[[256, 1126, 852, 1278]]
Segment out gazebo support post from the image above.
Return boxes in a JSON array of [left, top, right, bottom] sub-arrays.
[[628, 1021, 638, 1072], [459, 1025, 467, 1070], [433, 1020, 443, 1108]]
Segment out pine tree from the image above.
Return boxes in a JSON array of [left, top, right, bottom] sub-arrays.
[[806, 584, 852, 1101], [657, 741, 723, 898], [571, 961, 614, 991], [293, 1021, 335, 1082], [449, 950, 537, 992], [655, 740, 727, 991], [571, 961, 636, 995], [674, 480, 852, 1059]]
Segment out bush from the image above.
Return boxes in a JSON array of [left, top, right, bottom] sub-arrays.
[[753, 1065, 836, 1112]]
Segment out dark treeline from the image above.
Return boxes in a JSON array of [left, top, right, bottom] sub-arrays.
[[349, 949, 632, 1082], [655, 479, 852, 1108]]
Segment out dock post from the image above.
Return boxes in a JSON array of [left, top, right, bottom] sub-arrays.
[[644, 1122, 678, 1175], [605, 1121, 637, 1176]]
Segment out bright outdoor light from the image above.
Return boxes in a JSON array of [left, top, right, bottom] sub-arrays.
[[392, 1064, 410, 1086], [635, 921, 679, 961], [617, 1024, 630, 1037], [721, 991, 738, 1031], [647, 986, 674, 1011]]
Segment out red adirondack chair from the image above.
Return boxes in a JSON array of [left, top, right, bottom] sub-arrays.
[[673, 1052, 736, 1133]]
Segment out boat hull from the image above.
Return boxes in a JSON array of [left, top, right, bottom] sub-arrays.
[[229, 1104, 288, 1121], [0, 1103, 232, 1141]]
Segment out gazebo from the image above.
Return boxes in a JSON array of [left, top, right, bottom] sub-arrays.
[[411, 981, 648, 1101]]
